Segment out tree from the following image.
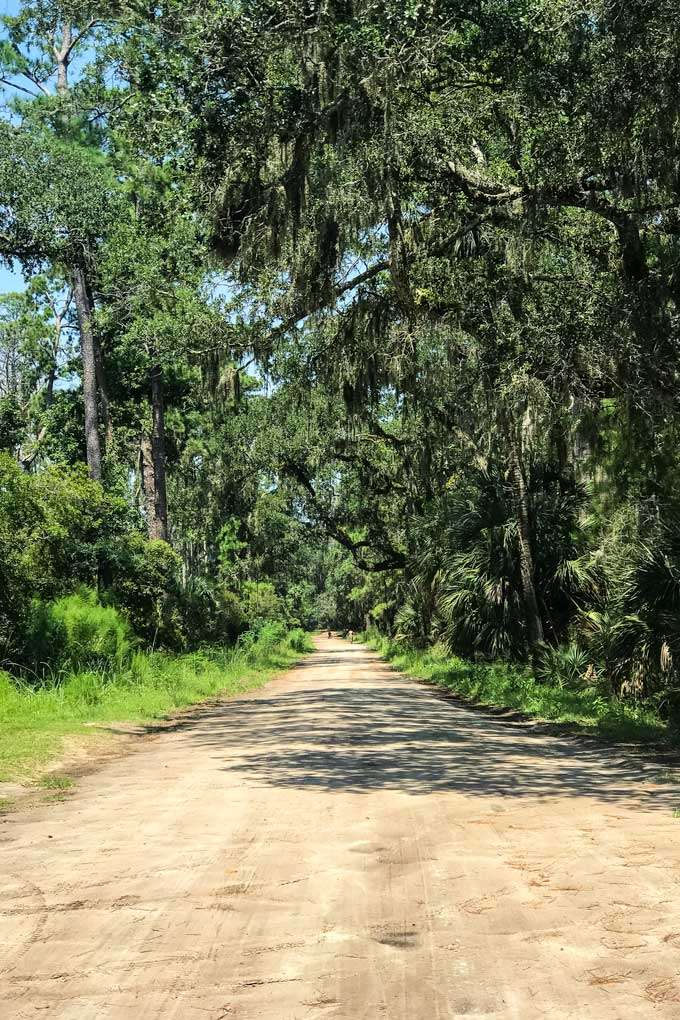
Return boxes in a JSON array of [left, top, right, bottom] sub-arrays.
[[0, 121, 120, 477], [0, 275, 77, 466], [1, 0, 680, 705]]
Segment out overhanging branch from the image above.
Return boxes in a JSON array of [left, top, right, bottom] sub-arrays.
[[283, 461, 406, 572]]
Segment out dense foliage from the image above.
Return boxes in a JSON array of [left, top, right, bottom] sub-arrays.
[[1, 2, 679, 723]]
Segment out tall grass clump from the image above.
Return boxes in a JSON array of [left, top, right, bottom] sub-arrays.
[[237, 620, 287, 661], [236, 621, 311, 662], [284, 628, 311, 653], [25, 589, 134, 677]]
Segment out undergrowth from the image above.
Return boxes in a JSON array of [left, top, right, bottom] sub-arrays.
[[0, 626, 312, 783], [363, 631, 670, 746]]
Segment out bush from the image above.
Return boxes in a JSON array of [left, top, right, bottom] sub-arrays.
[[0, 454, 146, 665], [241, 581, 289, 631], [106, 534, 183, 647], [238, 620, 288, 662], [25, 590, 134, 677], [535, 643, 592, 689], [179, 579, 248, 647], [216, 589, 248, 643], [0, 454, 39, 658], [286, 627, 309, 653], [255, 620, 288, 649]]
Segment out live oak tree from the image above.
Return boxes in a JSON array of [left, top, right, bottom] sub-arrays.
[[1, 0, 680, 709], [165, 0, 678, 662]]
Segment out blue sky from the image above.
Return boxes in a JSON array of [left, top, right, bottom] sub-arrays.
[[1, 0, 24, 292], [0, 262, 24, 294], [1, 2, 53, 292]]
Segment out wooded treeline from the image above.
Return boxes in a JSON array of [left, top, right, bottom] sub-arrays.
[[1, 2, 680, 715]]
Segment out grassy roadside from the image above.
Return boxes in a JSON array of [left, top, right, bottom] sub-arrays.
[[363, 631, 674, 747], [0, 629, 312, 786]]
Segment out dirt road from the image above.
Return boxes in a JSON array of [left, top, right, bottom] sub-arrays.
[[1, 637, 679, 1019]]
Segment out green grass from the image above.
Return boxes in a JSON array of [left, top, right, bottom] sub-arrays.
[[364, 631, 671, 746], [38, 774, 74, 790], [0, 630, 313, 784]]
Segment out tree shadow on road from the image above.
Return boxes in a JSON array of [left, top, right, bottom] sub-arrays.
[[174, 650, 675, 808]]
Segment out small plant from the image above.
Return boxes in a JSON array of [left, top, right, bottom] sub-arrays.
[[38, 774, 73, 791], [536, 643, 592, 689], [286, 628, 310, 653], [0, 670, 19, 720]]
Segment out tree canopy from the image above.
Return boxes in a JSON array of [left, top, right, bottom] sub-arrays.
[[1, 1, 680, 714]]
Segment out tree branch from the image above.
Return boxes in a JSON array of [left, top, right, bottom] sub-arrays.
[[283, 461, 406, 571], [269, 210, 501, 341], [0, 77, 40, 98], [65, 20, 99, 60]]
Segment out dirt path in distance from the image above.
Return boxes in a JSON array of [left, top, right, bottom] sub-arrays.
[[1, 636, 679, 1019]]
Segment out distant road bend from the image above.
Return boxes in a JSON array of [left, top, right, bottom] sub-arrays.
[[2, 636, 679, 1018]]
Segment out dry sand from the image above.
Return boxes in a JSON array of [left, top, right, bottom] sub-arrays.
[[1, 636, 679, 1018]]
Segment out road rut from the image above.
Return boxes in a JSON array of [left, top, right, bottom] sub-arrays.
[[1, 636, 679, 1018]]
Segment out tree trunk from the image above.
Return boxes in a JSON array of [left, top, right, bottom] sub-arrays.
[[140, 431, 157, 535], [150, 362, 168, 541], [509, 443, 544, 652], [72, 264, 102, 481], [85, 275, 114, 450], [54, 25, 72, 95]]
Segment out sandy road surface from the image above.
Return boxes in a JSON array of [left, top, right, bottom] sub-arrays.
[[1, 637, 680, 1019]]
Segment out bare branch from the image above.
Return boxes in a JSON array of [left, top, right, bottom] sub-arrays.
[[0, 77, 40, 99], [64, 20, 100, 61]]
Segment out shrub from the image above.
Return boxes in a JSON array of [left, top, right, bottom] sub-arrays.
[[0, 454, 37, 658], [241, 581, 288, 630], [535, 643, 592, 689], [286, 627, 308, 653], [254, 620, 288, 649], [179, 579, 248, 647], [238, 620, 288, 662], [25, 590, 134, 677], [0, 454, 139, 664], [216, 589, 248, 643], [106, 534, 183, 648]]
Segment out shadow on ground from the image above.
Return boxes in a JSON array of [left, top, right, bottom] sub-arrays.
[[156, 647, 675, 806]]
